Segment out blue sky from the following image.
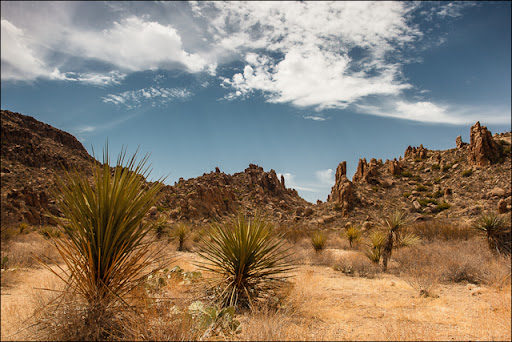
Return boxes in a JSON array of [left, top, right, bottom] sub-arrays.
[[1, 1, 510, 203]]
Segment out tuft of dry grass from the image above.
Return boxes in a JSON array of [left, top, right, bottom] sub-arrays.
[[407, 219, 475, 242], [332, 252, 382, 278]]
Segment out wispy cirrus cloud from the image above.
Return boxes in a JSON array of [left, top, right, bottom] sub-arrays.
[[102, 87, 192, 109], [304, 115, 327, 121], [355, 99, 511, 125]]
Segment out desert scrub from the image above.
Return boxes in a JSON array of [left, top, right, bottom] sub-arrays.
[[436, 201, 451, 211], [462, 169, 473, 177], [415, 184, 429, 192], [310, 230, 327, 252], [408, 220, 474, 242], [473, 212, 511, 255], [402, 192, 412, 198], [197, 214, 293, 310], [442, 164, 452, 172], [35, 147, 165, 340], [333, 254, 381, 278], [343, 226, 362, 248], [431, 164, 440, 170]]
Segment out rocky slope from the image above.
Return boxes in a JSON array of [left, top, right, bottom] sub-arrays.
[[1, 110, 94, 227], [315, 121, 511, 229], [1, 109, 510, 230]]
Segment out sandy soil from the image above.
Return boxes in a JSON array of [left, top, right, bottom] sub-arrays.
[[1, 251, 510, 341]]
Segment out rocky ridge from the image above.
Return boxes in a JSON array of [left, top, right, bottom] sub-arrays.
[[1, 110, 510, 231], [322, 121, 511, 228]]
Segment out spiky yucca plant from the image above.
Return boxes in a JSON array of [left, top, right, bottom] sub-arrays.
[[197, 214, 293, 310], [343, 226, 362, 248], [172, 222, 190, 251], [381, 209, 409, 271], [473, 212, 511, 255], [37, 147, 164, 338], [365, 231, 386, 264], [311, 230, 327, 252]]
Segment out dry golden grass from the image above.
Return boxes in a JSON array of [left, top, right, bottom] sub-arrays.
[[1, 222, 511, 341]]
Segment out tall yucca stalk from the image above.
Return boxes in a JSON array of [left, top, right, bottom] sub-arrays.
[[197, 214, 294, 310], [39, 147, 164, 315], [381, 209, 409, 271], [473, 212, 511, 255]]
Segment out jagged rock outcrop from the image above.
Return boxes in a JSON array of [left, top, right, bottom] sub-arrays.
[[352, 158, 381, 184], [404, 144, 428, 160], [328, 162, 356, 215], [385, 158, 402, 176], [157, 164, 307, 222], [456, 135, 468, 149], [468, 121, 502, 166]]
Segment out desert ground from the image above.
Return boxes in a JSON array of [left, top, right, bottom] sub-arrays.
[[2, 224, 510, 341]]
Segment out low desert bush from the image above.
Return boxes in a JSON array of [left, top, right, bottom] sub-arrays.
[[462, 169, 473, 177], [197, 214, 294, 310], [394, 238, 511, 287], [279, 223, 310, 243], [333, 253, 381, 278]]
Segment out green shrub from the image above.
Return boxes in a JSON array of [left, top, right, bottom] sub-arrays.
[[311, 230, 327, 252], [437, 202, 451, 211], [402, 192, 412, 198], [197, 214, 293, 309], [473, 212, 511, 255], [442, 165, 452, 172], [431, 164, 440, 170], [418, 198, 438, 207], [415, 185, 428, 192], [462, 169, 473, 177], [401, 171, 413, 178], [433, 190, 443, 198]]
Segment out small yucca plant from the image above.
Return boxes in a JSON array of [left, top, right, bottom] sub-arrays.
[[36, 147, 165, 339], [171, 222, 190, 251], [311, 230, 327, 252], [473, 212, 511, 255], [197, 214, 293, 310], [381, 209, 409, 271], [398, 232, 421, 247], [365, 231, 386, 264], [154, 216, 168, 239], [343, 226, 362, 248]]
